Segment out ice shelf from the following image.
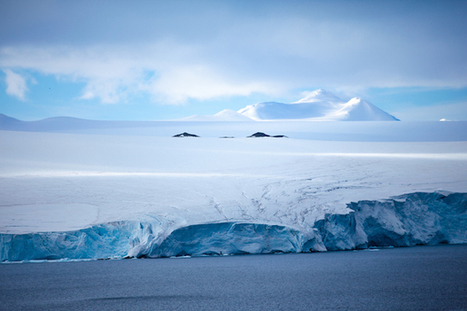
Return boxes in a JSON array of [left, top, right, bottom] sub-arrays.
[[1, 192, 466, 262]]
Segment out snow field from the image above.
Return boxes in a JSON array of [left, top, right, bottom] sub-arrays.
[[1, 123, 466, 261]]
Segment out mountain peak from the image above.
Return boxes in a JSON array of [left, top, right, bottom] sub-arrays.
[[0, 113, 22, 127], [333, 97, 399, 121], [236, 89, 398, 121], [294, 89, 343, 104]]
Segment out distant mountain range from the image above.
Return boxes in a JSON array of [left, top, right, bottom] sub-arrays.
[[237, 89, 398, 121], [0, 90, 398, 132], [186, 89, 397, 121], [0, 114, 160, 132]]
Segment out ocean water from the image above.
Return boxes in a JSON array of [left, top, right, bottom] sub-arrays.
[[1, 245, 466, 310]]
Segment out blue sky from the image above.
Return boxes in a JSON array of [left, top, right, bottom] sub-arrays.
[[1, 0, 466, 121]]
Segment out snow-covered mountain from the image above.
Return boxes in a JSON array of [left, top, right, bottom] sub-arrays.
[[237, 89, 399, 121]]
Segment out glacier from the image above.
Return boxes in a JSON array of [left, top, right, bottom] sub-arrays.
[[1, 120, 466, 263], [2, 192, 465, 262]]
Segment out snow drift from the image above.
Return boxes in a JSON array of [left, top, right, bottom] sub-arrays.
[[1, 192, 465, 262]]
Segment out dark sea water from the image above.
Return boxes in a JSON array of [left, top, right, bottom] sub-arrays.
[[1, 245, 466, 311]]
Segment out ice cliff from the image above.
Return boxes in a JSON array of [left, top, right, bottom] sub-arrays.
[[1, 192, 466, 262], [315, 192, 467, 251]]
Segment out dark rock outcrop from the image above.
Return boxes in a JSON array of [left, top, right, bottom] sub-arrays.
[[247, 132, 287, 138], [173, 132, 199, 137]]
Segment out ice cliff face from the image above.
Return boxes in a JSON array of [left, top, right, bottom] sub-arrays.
[[0, 222, 133, 261], [1, 192, 466, 262], [315, 192, 467, 251], [154, 223, 310, 257]]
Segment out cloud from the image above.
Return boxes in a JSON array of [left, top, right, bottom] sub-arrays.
[[146, 65, 283, 104], [3, 69, 28, 100], [0, 1, 466, 105], [0, 44, 284, 104]]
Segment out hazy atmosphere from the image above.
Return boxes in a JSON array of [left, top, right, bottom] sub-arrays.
[[1, 0, 466, 121]]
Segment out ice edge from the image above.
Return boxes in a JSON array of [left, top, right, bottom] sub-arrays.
[[1, 192, 466, 262]]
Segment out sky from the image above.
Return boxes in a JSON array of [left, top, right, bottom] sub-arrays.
[[1, 0, 466, 121]]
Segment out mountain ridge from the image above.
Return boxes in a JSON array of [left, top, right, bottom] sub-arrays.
[[0, 90, 398, 123], [238, 89, 399, 121]]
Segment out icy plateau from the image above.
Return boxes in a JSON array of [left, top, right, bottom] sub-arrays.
[[0, 118, 466, 262]]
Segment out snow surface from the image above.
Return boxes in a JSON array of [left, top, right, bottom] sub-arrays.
[[2, 114, 467, 141], [0, 119, 466, 261], [237, 89, 399, 121]]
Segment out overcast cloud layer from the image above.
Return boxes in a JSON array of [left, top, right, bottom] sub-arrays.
[[0, 0, 466, 119]]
